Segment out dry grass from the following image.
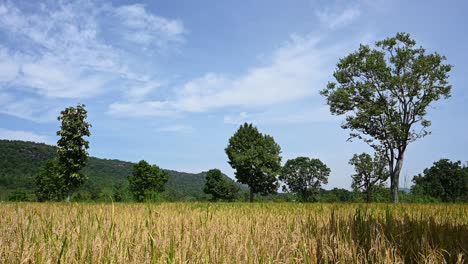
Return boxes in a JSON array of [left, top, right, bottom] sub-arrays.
[[0, 202, 466, 263]]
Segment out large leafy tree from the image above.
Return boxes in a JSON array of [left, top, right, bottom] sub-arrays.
[[280, 157, 330, 202], [349, 152, 388, 203], [203, 169, 239, 201], [56, 104, 92, 201], [128, 160, 168, 202], [225, 123, 282, 202], [321, 33, 452, 202], [412, 159, 468, 202]]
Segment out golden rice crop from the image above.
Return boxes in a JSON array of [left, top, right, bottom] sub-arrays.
[[0, 202, 466, 263]]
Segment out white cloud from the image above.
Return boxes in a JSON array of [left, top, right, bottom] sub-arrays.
[[124, 80, 162, 101], [109, 34, 346, 117], [0, 128, 50, 144], [114, 4, 185, 46], [0, 1, 184, 104], [0, 92, 62, 122], [316, 5, 361, 29]]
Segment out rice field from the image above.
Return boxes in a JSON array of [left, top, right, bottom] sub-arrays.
[[0, 202, 467, 263]]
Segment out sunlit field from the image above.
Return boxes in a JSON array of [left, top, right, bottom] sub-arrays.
[[1, 203, 467, 263]]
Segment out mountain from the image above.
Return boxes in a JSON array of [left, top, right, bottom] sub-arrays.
[[0, 140, 244, 201]]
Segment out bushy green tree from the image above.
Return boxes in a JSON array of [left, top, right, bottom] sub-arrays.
[[203, 169, 239, 201], [280, 157, 330, 202], [225, 123, 282, 202], [56, 104, 92, 201], [8, 190, 29, 202], [128, 160, 168, 202], [412, 159, 468, 202], [35, 160, 66, 201], [321, 33, 452, 202], [349, 152, 388, 202]]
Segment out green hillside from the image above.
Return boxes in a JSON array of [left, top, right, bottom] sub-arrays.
[[0, 140, 243, 201]]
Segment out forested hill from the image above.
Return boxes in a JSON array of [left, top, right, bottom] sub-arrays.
[[0, 140, 242, 201]]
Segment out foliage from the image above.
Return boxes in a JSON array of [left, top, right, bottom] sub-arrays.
[[349, 152, 388, 202], [35, 160, 66, 202], [280, 157, 330, 202], [321, 32, 452, 202], [0, 140, 55, 192], [317, 188, 361, 203], [1, 140, 245, 201], [225, 123, 282, 202], [56, 104, 92, 199], [128, 160, 169, 202], [203, 169, 240, 201], [412, 159, 468, 202], [7, 190, 29, 202]]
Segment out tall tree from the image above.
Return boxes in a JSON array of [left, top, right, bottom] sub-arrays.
[[128, 160, 168, 202], [280, 157, 330, 202], [320, 33, 452, 202], [349, 152, 388, 203], [412, 159, 468, 202], [56, 104, 92, 201], [225, 123, 281, 202], [203, 169, 239, 201]]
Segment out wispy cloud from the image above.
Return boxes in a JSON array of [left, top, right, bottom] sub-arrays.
[[113, 4, 185, 46], [109, 34, 346, 117], [0, 92, 60, 122], [0, 128, 51, 144], [315, 3, 361, 29], [0, 0, 184, 123]]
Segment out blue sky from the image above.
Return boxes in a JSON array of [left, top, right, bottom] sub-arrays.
[[0, 0, 467, 189]]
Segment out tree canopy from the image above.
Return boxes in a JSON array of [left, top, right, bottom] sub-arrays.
[[225, 123, 282, 202], [321, 32, 452, 202], [128, 160, 169, 202], [280, 157, 330, 202], [203, 169, 239, 201], [412, 159, 468, 202]]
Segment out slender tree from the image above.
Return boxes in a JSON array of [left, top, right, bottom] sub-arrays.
[[349, 152, 388, 202], [225, 123, 282, 202], [128, 160, 168, 202], [321, 33, 452, 202], [203, 169, 239, 201], [56, 104, 92, 201], [280, 157, 330, 202]]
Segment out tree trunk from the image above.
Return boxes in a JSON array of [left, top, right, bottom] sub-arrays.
[[366, 190, 371, 203], [249, 189, 254, 203], [390, 153, 405, 203]]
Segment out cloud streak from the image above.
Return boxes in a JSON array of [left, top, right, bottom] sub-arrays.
[[315, 3, 361, 29], [0, 128, 51, 144], [0, 1, 183, 100], [109, 35, 345, 117], [114, 4, 185, 46]]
